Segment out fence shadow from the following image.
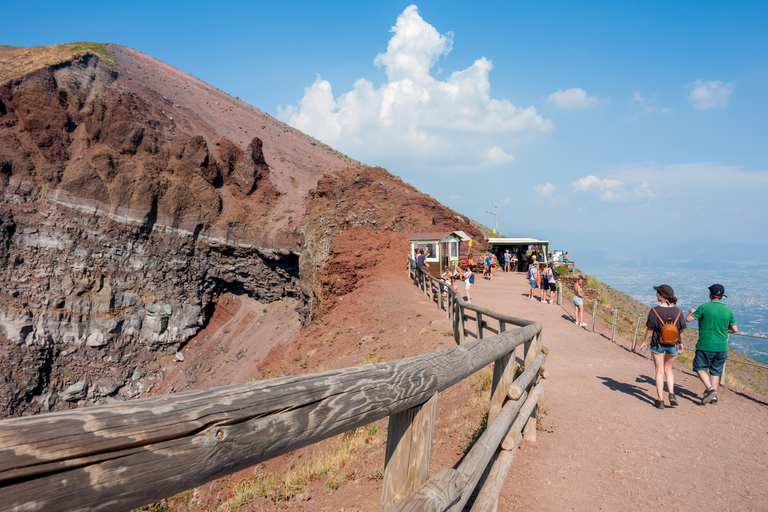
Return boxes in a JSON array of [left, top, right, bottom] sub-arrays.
[[596, 376, 655, 405], [635, 375, 701, 405]]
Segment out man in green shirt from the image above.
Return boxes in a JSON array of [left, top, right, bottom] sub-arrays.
[[686, 284, 738, 405]]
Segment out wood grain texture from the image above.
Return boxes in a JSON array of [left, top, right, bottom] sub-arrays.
[[508, 353, 547, 400], [446, 389, 530, 512], [0, 320, 541, 512], [502, 379, 547, 450], [381, 393, 437, 511], [386, 468, 465, 512], [472, 379, 547, 512]]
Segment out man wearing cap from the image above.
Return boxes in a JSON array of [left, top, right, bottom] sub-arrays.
[[686, 284, 738, 405]]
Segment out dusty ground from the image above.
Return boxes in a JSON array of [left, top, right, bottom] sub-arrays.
[[491, 273, 768, 511]]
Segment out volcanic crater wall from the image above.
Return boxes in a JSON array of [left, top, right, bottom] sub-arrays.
[[0, 197, 304, 417], [0, 51, 307, 417]]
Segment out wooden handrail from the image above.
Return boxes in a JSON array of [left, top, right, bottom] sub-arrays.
[[0, 258, 547, 512], [405, 255, 548, 511], [0, 320, 540, 512]]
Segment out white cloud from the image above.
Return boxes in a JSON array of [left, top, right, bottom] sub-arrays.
[[627, 92, 671, 121], [572, 163, 768, 204], [687, 79, 736, 110], [571, 175, 655, 201], [546, 88, 600, 110], [534, 183, 556, 199], [277, 5, 552, 172]]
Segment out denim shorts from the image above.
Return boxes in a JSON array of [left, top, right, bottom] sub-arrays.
[[651, 343, 680, 355], [693, 350, 727, 376], [573, 296, 583, 306], [529, 278, 538, 288]]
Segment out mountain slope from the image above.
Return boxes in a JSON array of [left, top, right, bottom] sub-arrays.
[[0, 43, 484, 417]]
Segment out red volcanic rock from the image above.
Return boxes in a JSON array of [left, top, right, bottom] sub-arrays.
[[0, 43, 486, 418]]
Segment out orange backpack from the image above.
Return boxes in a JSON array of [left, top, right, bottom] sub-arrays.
[[652, 308, 681, 345]]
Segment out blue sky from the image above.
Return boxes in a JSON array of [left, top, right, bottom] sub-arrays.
[[5, 1, 768, 266]]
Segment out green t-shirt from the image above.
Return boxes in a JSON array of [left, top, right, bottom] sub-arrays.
[[692, 301, 736, 352]]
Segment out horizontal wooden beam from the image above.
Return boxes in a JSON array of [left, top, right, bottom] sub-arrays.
[[473, 379, 547, 512], [0, 322, 541, 512], [508, 353, 547, 399]]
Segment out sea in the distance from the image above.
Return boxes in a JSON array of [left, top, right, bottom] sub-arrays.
[[581, 264, 768, 366]]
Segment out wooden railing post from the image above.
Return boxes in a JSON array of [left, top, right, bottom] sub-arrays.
[[488, 323, 514, 423], [381, 393, 438, 511], [557, 280, 562, 305], [522, 333, 540, 442], [459, 305, 466, 344], [592, 300, 598, 332], [477, 312, 484, 339], [611, 308, 618, 342], [632, 315, 642, 351]]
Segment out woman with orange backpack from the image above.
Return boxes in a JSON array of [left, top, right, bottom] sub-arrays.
[[637, 284, 687, 409]]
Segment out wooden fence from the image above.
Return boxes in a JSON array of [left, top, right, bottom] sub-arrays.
[[0, 262, 548, 512]]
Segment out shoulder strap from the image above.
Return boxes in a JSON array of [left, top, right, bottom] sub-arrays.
[[652, 308, 663, 323], [673, 310, 681, 323]]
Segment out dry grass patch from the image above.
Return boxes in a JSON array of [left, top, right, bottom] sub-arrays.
[[229, 426, 383, 506]]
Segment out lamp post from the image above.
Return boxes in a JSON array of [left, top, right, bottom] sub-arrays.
[[487, 203, 498, 234]]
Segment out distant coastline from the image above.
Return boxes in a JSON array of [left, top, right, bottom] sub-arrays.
[[583, 264, 768, 366]]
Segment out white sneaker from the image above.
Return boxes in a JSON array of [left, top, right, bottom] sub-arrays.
[[581, 322, 588, 327]]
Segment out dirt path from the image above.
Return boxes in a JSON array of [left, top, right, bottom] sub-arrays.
[[465, 271, 768, 511]]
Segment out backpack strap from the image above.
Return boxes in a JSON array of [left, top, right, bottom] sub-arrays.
[[652, 308, 682, 325]]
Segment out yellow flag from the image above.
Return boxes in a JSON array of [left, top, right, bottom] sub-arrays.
[[468, 240, 472, 247]]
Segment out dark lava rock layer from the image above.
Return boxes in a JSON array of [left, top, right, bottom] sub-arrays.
[[0, 43, 483, 417]]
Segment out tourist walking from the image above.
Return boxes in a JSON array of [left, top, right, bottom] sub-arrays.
[[637, 285, 686, 409], [573, 274, 586, 325], [512, 253, 518, 272], [527, 262, 540, 300], [462, 265, 474, 303], [546, 263, 558, 304], [686, 284, 738, 405], [539, 264, 549, 303], [504, 250, 511, 273]]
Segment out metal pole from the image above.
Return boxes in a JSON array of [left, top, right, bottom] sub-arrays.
[[611, 309, 618, 342], [557, 281, 562, 305]]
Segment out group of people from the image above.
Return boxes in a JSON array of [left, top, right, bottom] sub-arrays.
[[526, 262, 561, 304], [568, 277, 737, 408], [424, 245, 738, 410], [636, 283, 737, 409]]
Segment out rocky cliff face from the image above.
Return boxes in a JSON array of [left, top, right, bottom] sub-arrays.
[[0, 44, 484, 418]]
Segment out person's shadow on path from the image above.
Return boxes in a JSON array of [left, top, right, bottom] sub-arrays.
[[635, 375, 701, 405], [596, 376, 656, 405]]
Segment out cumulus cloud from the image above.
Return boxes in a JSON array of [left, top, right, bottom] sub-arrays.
[[277, 5, 552, 171], [534, 183, 556, 199], [572, 163, 768, 204], [571, 175, 655, 201], [546, 88, 600, 110], [687, 79, 736, 109]]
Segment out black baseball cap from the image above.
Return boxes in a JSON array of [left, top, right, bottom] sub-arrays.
[[708, 284, 727, 298]]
